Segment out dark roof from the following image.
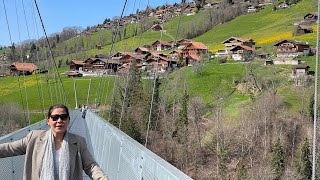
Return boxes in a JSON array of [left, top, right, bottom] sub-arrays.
[[230, 45, 255, 51], [304, 12, 318, 18], [298, 25, 313, 31], [95, 54, 108, 58], [223, 37, 253, 44], [273, 39, 310, 46], [292, 65, 310, 69]]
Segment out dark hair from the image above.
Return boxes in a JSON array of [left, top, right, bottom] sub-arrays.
[[47, 104, 70, 119]]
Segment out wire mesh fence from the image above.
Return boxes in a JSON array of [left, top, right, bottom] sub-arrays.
[[0, 110, 192, 180]]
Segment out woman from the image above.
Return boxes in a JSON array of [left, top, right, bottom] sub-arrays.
[[0, 104, 108, 180]]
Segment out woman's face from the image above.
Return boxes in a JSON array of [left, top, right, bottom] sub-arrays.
[[48, 108, 69, 137]]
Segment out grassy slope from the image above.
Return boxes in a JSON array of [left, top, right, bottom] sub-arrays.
[[0, 67, 115, 122], [194, 0, 317, 52]]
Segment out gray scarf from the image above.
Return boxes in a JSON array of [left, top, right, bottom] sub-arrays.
[[40, 130, 70, 180]]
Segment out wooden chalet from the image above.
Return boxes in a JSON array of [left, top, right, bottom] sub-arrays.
[[83, 58, 121, 73], [169, 50, 183, 58], [69, 60, 85, 71], [295, 25, 313, 35], [274, 39, 310, 57], [292, 65, 310, 86], [151, 40, 173, 51], [304, 12, 318, 22], [10, 62, 37, 76], [229, 45, 255, 61], [292, 65, 310, 76], [120, 52, 145, 64], [186, 54, 201, 65], [150, 24, 163, 31], [145, 51, 168, 59], [117, 63, 142, 75], [144, 57, 168, 72], [223, 37, 256, 53], [182, 41, 208, 58], [134, 47, 150, 54], [176, 39, 192, 49]]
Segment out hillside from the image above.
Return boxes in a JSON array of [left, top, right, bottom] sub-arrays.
[[195, 0, 317, 52], [0, 0, 319, 179]]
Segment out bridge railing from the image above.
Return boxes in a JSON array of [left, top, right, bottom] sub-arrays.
[[0, 110, 192, 180]]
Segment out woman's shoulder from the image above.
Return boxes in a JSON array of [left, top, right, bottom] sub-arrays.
[[67, 132, 86, 143]]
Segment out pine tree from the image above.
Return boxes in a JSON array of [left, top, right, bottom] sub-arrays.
[[271, 138, 285, 180], [296, 138, 312, 179]]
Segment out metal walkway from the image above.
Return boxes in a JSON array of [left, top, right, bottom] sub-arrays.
[[0, 110, 192, 180]]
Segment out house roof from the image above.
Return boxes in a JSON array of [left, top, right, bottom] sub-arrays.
[[187, 54, 201, 61], [183, 42, 208, 50], [230, 45, 255, 51], [273, 39, 310, 46], [169, 50, 182, 54], [150, 24, 163, 30], [71, 60, 85, 65], [122, 52, 145, 60], [135, 47, 149, 52], [11, 62, 37, 72], [298, 25, 313, 31], [95, 54, 108, 58], [292, 65, 310, 69], [304, 12, 318, 18], [152, 40, 172, 47], [223, 37, 253, 44], [98, 59, 121, 64]]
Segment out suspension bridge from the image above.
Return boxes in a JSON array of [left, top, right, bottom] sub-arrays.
[[0, 109, 192, 179]]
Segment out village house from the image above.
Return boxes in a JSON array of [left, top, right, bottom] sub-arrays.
[[185, 54, 201, 65], [175, 39, 192, 49], [150, 24, 163, 31], [229, 45, 255, 61], [120, 52, 145, 64], [69, 60, 85, 71], [145, 51, 168, 59], [274, 39, 310, 57], [292, 65, 310, 86], [222, 37, 256, 54], [82, 57, 121, 73], [169, 50, 183, 59], [117, 63, 142, 75], [182, 41, 208, 60], [134, 47, 150, 54], [151, 40, 173, 51], [304, 12, 318, 22], [292, 65, 310, 76], [144, 57, 168, 73], [277, 2, 290, 9], [10, 62, 38, 76], [247, 5, 258, 13], [294, 25, 313, 36]]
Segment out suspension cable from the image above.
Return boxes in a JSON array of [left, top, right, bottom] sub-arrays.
[[33, 0, 70, 107], [30, 0, 46, 117], [107, 0, 129, 122], [2, 0, 29, 126], [145, 0, 169, 147], [311, 0, 320, 178]]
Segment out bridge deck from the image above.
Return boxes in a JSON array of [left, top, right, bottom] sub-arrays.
[[0, 109, 192, 180]]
